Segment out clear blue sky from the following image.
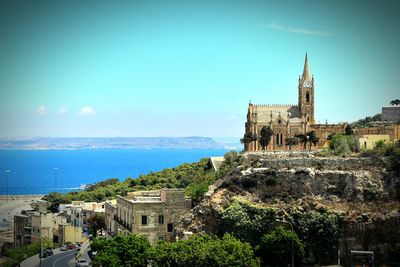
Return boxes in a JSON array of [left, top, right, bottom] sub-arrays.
[[1, 0, 399, 138]]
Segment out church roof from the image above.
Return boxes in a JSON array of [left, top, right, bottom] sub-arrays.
[[249, 104, 301, 123], [302, 53, 311, 81]]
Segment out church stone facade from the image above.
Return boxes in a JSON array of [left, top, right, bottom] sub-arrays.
[[245, 54, 346, 151]]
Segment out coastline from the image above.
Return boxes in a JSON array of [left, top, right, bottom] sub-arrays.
[[0, 195, 44, 203]]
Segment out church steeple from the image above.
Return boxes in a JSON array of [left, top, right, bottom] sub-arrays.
[[298, 52, 315, 124], [302, 53, 310, 81]]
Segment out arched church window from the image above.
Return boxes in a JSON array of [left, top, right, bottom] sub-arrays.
[[276, 133, 280, 145], [306, 92, 310, 103], [280, 133, 283, 145]]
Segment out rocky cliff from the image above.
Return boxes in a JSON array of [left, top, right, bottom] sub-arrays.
[[178, 153, 400, 266]]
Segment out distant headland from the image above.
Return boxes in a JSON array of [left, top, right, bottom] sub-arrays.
[[0, 137, 240, 150]]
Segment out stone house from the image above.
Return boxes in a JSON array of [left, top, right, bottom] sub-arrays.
[[106, 189, 191, 244]]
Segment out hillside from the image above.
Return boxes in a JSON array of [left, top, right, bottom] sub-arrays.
[[177, 152, 400, 266]]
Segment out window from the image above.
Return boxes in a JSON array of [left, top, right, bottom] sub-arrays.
[[167, 223, 173, 232], [306, 92, 310, 103], [276, 132, 283, 146], [159, 215, 164, 224], [142, 215, 147, 225]]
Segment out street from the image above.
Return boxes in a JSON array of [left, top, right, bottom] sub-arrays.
[[39, 250, 77, 267]]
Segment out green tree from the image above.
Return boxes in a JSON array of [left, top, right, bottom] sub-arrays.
[[345, 125, 354, 135], [259, 126, 273, 150], [292, 210, 340, 265], [87, 213, 106, 238], [390, 99, 400, 106], [91, 234, 152, 267], [256, 226, 304, 267], [285, 137, 299, 150], [241, 132, 257, 150], [329, 134, 358, 156], [152, 234, 259, 267], [218, 198, 276, 245], [295, 131, 319, 151]]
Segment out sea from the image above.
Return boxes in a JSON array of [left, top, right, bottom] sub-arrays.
[[0, 149, 230, 195]]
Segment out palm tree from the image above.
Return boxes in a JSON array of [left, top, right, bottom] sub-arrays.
[[390, 99, 400, 106]]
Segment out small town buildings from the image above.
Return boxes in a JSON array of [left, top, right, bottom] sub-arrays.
[[60, 201, 105, 233], [13, 211, 67, 247], [106, 189, 191, 244]]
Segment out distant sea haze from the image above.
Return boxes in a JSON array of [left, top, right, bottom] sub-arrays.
[[0, 149, 231, 195]]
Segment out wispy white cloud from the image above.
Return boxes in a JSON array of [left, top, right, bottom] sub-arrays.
[[79, 106, 95, 116], [57, 107, 68, 114], [263, 22, 331, 36], [36, 105, 46, 115]]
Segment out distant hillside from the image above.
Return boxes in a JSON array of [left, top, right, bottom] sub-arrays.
[[0, 137, 229, 150]]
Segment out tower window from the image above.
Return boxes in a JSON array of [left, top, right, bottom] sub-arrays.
[[306, 92, 310, 103]]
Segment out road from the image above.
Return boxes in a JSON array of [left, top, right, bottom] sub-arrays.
[[39, 250, 77, 267]]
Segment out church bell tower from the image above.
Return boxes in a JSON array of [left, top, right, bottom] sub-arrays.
[[298, 53, 315, 124]]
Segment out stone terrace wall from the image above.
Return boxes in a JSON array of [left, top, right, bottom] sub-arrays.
[[255, 157, 381, 171]]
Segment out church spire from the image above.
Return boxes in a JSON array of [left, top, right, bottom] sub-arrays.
[[302, 53, 310, 81]]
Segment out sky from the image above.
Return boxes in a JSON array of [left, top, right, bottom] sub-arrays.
[[0, 0, 399, 138]]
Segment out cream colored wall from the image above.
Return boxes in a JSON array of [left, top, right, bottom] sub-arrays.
[[31, 213, 54, 242], [62, 225, 87, 244], [357, 134, 390, 149]]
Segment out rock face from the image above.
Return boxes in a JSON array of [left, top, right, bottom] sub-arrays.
[[178, 155, 400, 266]]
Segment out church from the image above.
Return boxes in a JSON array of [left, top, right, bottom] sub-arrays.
[[244, 54, 346, 151]]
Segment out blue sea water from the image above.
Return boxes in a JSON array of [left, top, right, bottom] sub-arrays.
[[0, 149, 230, 195]]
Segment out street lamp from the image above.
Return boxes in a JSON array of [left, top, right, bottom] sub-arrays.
[[276, 219, 294, 267], [5, 170, 10, 204], [54, 168, 58, 192]]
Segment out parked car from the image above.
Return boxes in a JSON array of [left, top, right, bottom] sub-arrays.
[[75, 258, 90, 267], [60, 245, 67, 251], [39, 248, 53, 258], [67, 244, 76, 250]]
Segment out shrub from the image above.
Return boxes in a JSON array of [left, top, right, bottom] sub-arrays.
[[218, 198, 277, 245], [152, 234, 259, 267], [256, 226, 305, 266]]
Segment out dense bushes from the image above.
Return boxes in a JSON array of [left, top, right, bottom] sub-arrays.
[[91, 233, 258, 267], [328, 134, 359, 156], [218, 198, 277, 245], [91, 234, 152, 267], [291, 210, 340, 265], [359, 141, 400, 174], [217, 198, 340, 266], [256, 226, 305, 267]]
